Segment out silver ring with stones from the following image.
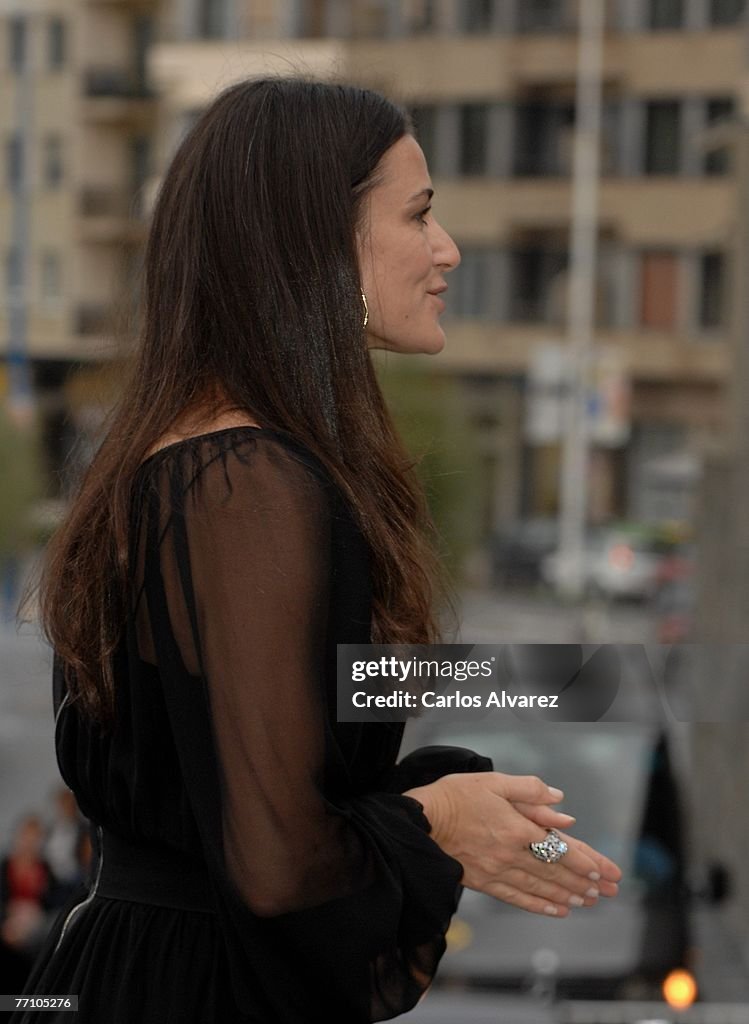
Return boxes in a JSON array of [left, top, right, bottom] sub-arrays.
[[529, 828, 569, 864]]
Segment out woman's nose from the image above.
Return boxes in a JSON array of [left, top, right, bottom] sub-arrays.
[[433, 221, 461, 271]]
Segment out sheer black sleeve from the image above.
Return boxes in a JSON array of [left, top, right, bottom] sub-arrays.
[[137, 437, 468, 1022]]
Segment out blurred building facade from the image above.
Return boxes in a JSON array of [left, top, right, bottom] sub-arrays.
[[1, 0, 746, 527], [0, 0, 156, 494]]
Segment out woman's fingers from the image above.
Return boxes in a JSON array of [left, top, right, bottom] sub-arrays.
[[512, 800, 576, 830], [482, 878, 571, 918], [521, 859, 602, 901], [569, 836, 623, 883], [488, 773, 565, 806], [502, 867, 600, 908]]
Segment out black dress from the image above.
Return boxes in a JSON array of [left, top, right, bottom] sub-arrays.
[[10, 427, 493, 1023]]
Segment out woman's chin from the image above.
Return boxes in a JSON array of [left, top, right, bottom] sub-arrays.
[[368, 330, 446, 355], [423, 329, 447, 354]]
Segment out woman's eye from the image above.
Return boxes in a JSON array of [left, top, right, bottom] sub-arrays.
[[416, 206, 432, 225]]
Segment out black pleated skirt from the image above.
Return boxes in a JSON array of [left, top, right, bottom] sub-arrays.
[[8, 830, 252, 1024]]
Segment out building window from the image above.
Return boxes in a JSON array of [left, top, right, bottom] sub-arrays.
[[648, 0, 684, 29], [6, 135, 22, 191], [403, 0, 437, 34], [515, 0, 566, 32], [451, 247, 490, 318], [131, 136, 152, 217], [600, 100, 621, 176], [514, 101, 575, 176], [195, 0, 228, 38], [460, 0, 495, 33], [43, 135, 63, 188], [6, 248, 21, 294], [459, 104, 489, 176], [644, 101, 681, 175], [410, 105, 437, 170], [134, 16, 154, 93], [510, 247, 569, 323], [709, 0, 746, 25], [40, 251, 62, 305], [640, 251, 678, 329], [48, 17, 66, 71], [705, 98, 734, 175], [9, 17, 26, 73], [699, 252, 725, 329]]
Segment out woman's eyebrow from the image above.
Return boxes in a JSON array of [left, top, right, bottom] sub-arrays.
[[406, 188, 434, 204]]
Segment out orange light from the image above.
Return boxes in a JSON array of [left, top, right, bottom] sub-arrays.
[[445, 919, 473, 952], [608, 542, 635, 572], [662, 968, 698, 1009]]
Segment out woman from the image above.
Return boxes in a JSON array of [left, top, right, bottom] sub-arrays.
[[0, 816, 55, 994], [13, 77, 620, 1022]]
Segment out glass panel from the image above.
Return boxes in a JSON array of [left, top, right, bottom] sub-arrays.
[[699, 252, 725, 330], [460, 103, 489, 176], [648, 0, 684, 29], [515, 0, 566, 32], [41, 252, 61, 303], [709, 0, 746, 25], [9, 17, 25, 73], [48, 17, 66, 71], [195, 0, 228, 39], [44, 136, 63, 189], [6, 135, 22, 191], [705, 98, 734, 175], [461, 0, 495, 32], [513, 103, 575, 176], [644, 101, 681, 175]]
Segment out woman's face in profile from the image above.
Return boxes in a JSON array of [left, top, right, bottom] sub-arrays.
[[357, 134, 461, 355]]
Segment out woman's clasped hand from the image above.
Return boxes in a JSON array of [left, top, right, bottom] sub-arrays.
[[404, 771, 622, 918]]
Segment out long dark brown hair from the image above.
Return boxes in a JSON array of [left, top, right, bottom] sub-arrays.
[[28, 75, 458, 729]]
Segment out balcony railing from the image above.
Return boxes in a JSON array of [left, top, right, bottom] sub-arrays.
[[84, 68, 153, 100]]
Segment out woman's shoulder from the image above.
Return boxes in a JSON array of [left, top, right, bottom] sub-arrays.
[[140, 410, 264, 464], [135, 420, 337, 511]]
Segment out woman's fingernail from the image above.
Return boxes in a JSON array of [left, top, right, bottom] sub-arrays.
[[586, 887, 599, 898], [544, 905, 558, 916], [588, 871, 601, 882], [548, 787, 564, 800], [568, 895, 585, 907], [561, 814, 576, 822]]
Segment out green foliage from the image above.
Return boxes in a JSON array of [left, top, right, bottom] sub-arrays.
[[0, 402, 45, 558], [377, 360, 484, 582]]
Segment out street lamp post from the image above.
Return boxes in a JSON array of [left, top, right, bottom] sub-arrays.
[[556, 0, 605, 600]]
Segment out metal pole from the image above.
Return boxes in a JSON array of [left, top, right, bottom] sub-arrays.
[[556, 0, 604, 599]]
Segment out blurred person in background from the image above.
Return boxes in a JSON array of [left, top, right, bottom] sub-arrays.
[[43, 788, 89, 910], [0, 815, 54, 993], [13, 77, 620, 1023]]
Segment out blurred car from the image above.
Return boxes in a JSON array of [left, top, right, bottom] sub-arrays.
[[540, 526, 668, 602], [489, 518, 559, 589], [400, 719, 692, 1000]]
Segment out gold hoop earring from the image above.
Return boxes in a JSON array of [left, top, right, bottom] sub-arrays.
[[361, 291, 369, 329]]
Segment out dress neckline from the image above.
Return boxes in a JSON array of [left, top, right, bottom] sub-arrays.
[[136, 425, 280, 474]]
